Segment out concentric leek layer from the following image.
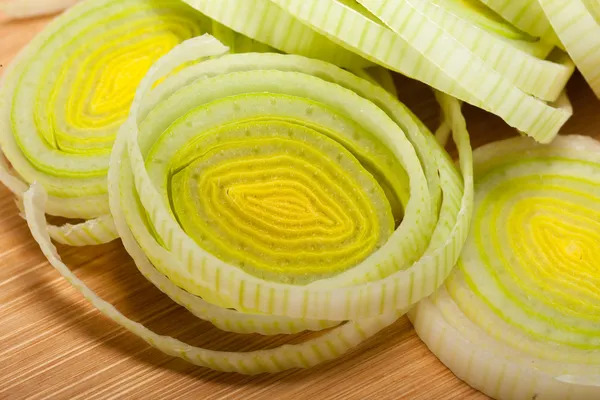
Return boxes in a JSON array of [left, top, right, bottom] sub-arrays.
[[0, 0, 204, 212], [256, 0, 573, 143], [538, 0, 600, 98], [24, 35, 475, 373], [166, 119, 395, 283], [411, 135, 600, 400]]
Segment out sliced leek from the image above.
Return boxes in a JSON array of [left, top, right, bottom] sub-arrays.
[[352, 66, 399, 98], [479, 0, 562, 46], [411, 135, 600, 399], [0, 0, 260, 246], [266, 0, 572, 143], [538, 0, 600, 98], [24, 34, 475, 373], [399, 0, 573, 102], [182, 0, 372, 69]]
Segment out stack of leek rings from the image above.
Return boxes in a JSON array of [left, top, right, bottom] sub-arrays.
[[2, 0, 600, 398], [24, 31, 475, 373], [412, 135, 600, 399]]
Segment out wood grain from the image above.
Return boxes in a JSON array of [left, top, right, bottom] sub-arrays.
[[1, 12, 599, 400]]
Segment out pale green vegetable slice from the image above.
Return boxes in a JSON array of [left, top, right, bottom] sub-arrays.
[[352, 66, 399, 98], [119, 34, 474, 320], [269, 0, 572, 143], [182, 0, 372, 69], [0, 0, 273, 246], [0, 0, 211, 244], [411, 135, 600, 399], [0, 0, 78, 18], [538, 0, 600, 98], [399, 0, 573, 102], [22, 34, 475, 372], [46, 215, 118, 247], [25, 182, 403, 372], [478, 0, 562, 46]]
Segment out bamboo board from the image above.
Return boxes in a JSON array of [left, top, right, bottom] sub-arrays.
[[1, 11, 599, 400]]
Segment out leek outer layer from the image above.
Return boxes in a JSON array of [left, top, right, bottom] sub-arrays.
[[479, 0, 562, 46], [411, 135, 600, 400], [480, 0, 600, 98], [182, 0, 372, 69], [538, 0, 600, 98], [249, 0, 575, 143], [383, 0, 572, 102], [23, 35, 475, 373]]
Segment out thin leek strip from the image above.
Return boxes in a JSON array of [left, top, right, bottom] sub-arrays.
[[479, 0, 562, 47], [402, 0, 573, 102], [352, 66, 398, 98], [25, 184, 404, 372], [23, 34, 474, 372], [182, 0, 372, 69], [411, 135, 600, 399], [435, 122, 452, 147], [538, 0, 600, 98], [0, 0, 260, 246], [268, 0, 572, 143], [0, 0, 78, 18], [427, 0, 552, 57]]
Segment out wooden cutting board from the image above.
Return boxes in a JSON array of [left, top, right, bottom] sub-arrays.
[[1, 11, 599, 400]]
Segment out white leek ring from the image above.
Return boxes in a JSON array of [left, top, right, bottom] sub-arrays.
[[0, 0, 266, 246], [411, 135, 600, 399], [538, 0, 600, 98], [23, 35, 475, 373], [265, 0, 572, 143]]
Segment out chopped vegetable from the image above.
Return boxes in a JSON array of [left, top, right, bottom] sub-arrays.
[[411, 135, 600, 399], [24, 34, 474, 373], [0, 0, 265, 245], [202, 0, 574, 142], [538, 0, 600, 98]]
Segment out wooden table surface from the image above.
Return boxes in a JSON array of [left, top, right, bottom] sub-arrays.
[[1, 10, 599, 400]]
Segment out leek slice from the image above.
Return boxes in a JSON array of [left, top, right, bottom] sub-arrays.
[[411, 135, 600, 399], [0, 0, 78, 18], [0, 0, 264, 246], [399, 0, 573, 102], [538, 0, 600, 98], [24, 34, 475, 372], [268, 0, 572, 143], [479, 0, 562, 46], [182, 0, 372, 69], [352, 66, 399, 98]]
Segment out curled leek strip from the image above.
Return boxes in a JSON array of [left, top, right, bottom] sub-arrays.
[[25, 34, 475, 373], [538, 0, 600, 98], [399, 0, 573, 102], [0, 0, 208, 245], [0, 0, 78, 18], [479, 0, 562, 47], [268, 0, 572, 143], [182, 0, 372, 69], [352, 66, 399, 98], [411, 135, 600, 399]]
